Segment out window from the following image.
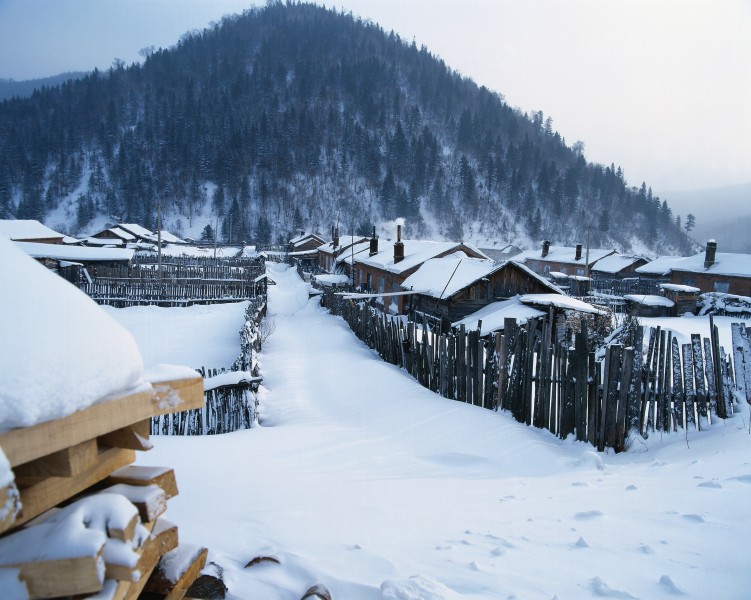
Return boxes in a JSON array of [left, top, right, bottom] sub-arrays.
[[543, 265, 550, 275], [576, 268, 585, 276], [713, 281, 730, 293], [682, 277, 695, 287]]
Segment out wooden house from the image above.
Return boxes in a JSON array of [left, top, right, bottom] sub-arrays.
[[351, 226, 487, 314], [317, 232, 368, 273], [88, 226, 137, 245], [659, 283, 700, 314], [289, 231, 326, 253], [0, 219, 66, 244], [402, 255, 562, 325], [521, 241, 615, 277], [624, 294, 676, 317], [668, 241, 751, 296], [14, 241, 134, 284], [590, 254, 650, 280]]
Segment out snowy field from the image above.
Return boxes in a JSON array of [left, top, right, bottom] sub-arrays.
[[103, 301, 248, 370], [125, 263, 751, 599]]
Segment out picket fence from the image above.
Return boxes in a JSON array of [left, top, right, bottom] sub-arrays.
[[151, 298, 267, 436], [320, 289, 751, 452]]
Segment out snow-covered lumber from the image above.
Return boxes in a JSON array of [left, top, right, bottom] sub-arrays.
[[144, 543, 208, 599], [107, 466, 178, 501], [100, 483, 167, 525]]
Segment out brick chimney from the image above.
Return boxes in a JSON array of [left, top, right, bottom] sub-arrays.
[[542, 240, 550, 258], [333, 226, 339, 250], [704, 239, 717, 269], [369, 226, 379, 256], [394, 224, 405, 264], [575, 243, 583, 261]]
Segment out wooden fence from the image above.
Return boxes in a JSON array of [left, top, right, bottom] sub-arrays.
[[321, 289, 750, 452], [81, 256, 266, 306], [151, 298, 267, 436]]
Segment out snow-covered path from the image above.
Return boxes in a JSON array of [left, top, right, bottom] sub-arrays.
[[140, 263, 751, 599]]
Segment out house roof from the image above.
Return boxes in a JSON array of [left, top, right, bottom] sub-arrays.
[[519, 293, 607, 315], [355, 239, 487, 275], [289, 233, 325, 247], [0, 219, 65, 241], [520, 245, 614, 266], [634, 255, 687, 276], [401, 254, 501, 299], [15, 241, 135, 262], [117, 223, 154, 239], [336, 241, 371, 265], [452, 296, 545, 336], [318, 236, 368, 256], [591, 254, 649, 274], [669, 251, 751, 279]]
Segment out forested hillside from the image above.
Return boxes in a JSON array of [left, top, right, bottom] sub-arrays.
[[0, 1, 689, 253]]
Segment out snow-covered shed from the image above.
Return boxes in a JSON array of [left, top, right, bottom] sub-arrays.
[[0, 219, 66, 244], [402, 254, 562, 324], [452, 296, 546, 336], [624, 294, 675, 317]]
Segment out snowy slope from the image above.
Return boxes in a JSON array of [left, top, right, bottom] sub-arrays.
[[135, 263, 751, 599]]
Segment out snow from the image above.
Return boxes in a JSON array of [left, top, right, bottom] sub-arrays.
[[672, 250, 751, 278], [103, 301, 248, 370], [133, 263, 751, 599], [518, 245, 614, 265], [519, 293, 607, 315], [313, 273, 349, 286], [14, 241, 134, 262], [158, 543, 204, 583], [203, 370, 261, 392], [357, 240, 487, 275], [635, 255, 690, 276], [590, 253, 647, 274], [155, 244, 239, 258], [401, 254, 499, 299], [0, 235, 144, 431], [624, 294, 675, 307], [0, 219, 65, 241], [660, 283, 700, 293], [452, 297, 545, 335], [105, 227, 136, 241]]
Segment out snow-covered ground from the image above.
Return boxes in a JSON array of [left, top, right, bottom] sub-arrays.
[[129, 263, 751, 599]]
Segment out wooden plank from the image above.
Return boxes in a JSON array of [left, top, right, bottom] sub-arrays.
[[144, 545, 208, 600], [105, 517, 178, 582], [12, 551, 104, 598], [99, 419, 153, 451], [107, 466, 178, 500], [14, 439, 99, 481], [100, 483, 167, 524], [0, 482, 21, 535], [0, 377, 203, 468], [15, 448, 136, 528], [107, 512, 141, 543], [671, 336, 683, 430]]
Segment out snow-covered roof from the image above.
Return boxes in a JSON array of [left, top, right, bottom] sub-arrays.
[[156, 230, 185, 244], [660, 283, 700, 293], [117, 223, 154, 239], [401, 254, 501, 299], [157, 245, 238, 258], [314, 273, 349, 286], [0, 235, 144, 430], [591, 254, 648, 274], [670, 251, 751, 278], [84, 236, 124, 247], [289, 248, 320, 256], [15, 241, 135, 262], [452, 296, 545, 336], [289, 233, 325, 247], [634, 255, 687, 276], [624, 294, 675, 307], [336, 241, 371, 265], [355, 240, 487, 275], [519, 293, 607, 315], [318, 236, 368, 256], [105, 227, 136, 241], [0, 219, 65, 241], [520, 245, 614, 266]]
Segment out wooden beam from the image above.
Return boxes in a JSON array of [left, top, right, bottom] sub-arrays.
[[107, 512, 141, 543], [100, 483, 167, 524], [0, 482, 21, 535], [107, 465, 178, 500], [14, 439, 99, 481], [0, 377, 203, 468], [105, 517, 178, 582], [12, 550, 104, 599], [99, 419, 153, 451], [16, 448, 135, 528], [144, 545, 208, 600]]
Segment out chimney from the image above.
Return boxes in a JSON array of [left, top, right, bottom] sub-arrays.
[[704, 239, 717, 269], [333, 226, 339, 250], [542, 240, 550, 258], [369, 226, 379, 256], [394, 224, 405, 264], [575, 243, 583, 261]]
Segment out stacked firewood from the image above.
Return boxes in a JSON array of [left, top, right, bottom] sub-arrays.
[[0, 374, 213, 599]]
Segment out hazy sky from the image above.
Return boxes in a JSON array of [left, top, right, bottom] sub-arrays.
[[0, 0, 748, 197]]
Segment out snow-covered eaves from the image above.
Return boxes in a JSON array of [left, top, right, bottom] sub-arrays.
[[289, 233, 325, 247], [15, 241, 135, 262], [452, 296, 545, 336], [104, 227, 136, 241], [289, 248, 319, 256], [520, 293, 606, 315], [117, 223, 154, 239], [0, 219, 66, 241], [84, 236, 124, 247], [591, 254, 648, 274], [660, 283, 700, 293], [401, 254, 501, 299], [635, 255, 687, 276], [335, 241, 371, 265], [318, 236, 368, 256], [624, 294, 675, 307]]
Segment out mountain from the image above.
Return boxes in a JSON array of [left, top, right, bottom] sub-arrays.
[[0, 2, 688, 253], [0, 72, 88, 101]]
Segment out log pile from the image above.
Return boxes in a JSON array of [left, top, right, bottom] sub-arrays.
[[0, 374, 213, 599]]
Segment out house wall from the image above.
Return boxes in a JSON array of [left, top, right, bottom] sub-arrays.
[[670, 271, 751, 296], [525, 257, 590, 277], [294, 239, 324, 253]]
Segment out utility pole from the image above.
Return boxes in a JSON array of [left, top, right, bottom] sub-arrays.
[[157, 195, 163, 286]]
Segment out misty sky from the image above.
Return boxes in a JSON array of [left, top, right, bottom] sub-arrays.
[[0, 0, 748, 198]]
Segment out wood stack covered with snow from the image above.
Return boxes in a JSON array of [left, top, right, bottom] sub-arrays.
[[0, 235, 210, 599]]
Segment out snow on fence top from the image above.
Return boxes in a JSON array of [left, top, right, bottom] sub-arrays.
[[0, 235, 145, 431]]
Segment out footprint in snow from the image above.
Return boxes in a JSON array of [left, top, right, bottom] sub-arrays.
[[490, 546, 506, 557], [681, 513, 705, 523], [573, 536, 589, 548], [624, 484, 638, 491], [727, 474, 751, 484], [658, 574, 686, 595], [574, 510, 604, 520], [639, 543, 654, 554], [697, 480, 722, 489], [571, 481, 589, 487]]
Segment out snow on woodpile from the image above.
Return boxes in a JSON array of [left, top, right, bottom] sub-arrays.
[[0, 235, 144, 431], [698, 292, 751, 318]]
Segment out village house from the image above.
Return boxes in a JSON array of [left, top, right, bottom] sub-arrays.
[[401, 254, 562, 325], [590, 254, 650, 280], [634, 254, 686, 288], [0, 219, 68, 244], [316, 230, 368, 273], [521, 241, 615, 278], [667, 241, 751, 297], [351, 226, 487, 314]]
